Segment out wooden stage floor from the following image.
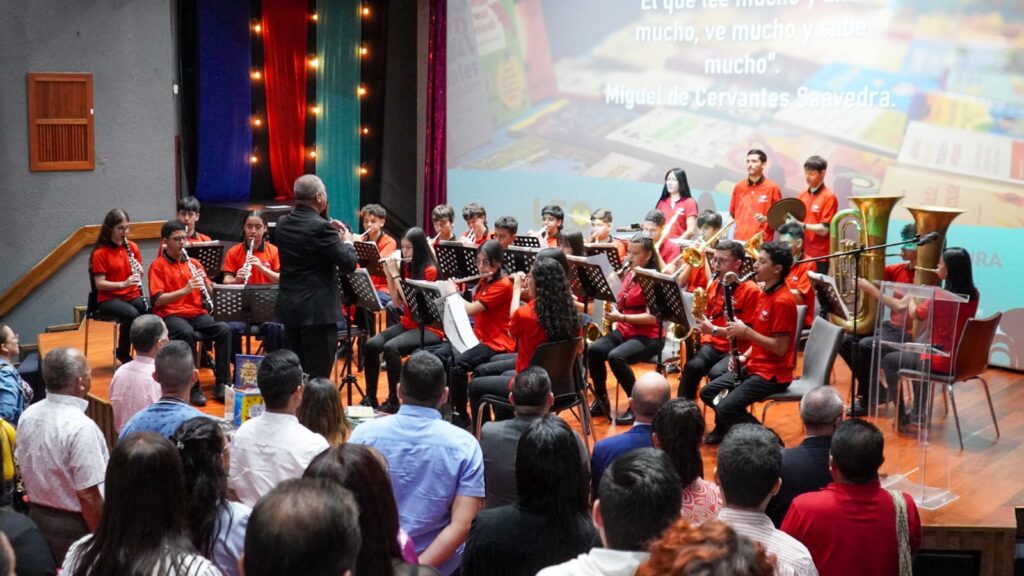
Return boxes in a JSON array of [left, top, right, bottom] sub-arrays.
[[43, 321, 1022, 574]]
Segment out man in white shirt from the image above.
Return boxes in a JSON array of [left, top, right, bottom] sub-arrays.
[[16, 347, 108, 564], [109, 314, 167, 431], [229, 349, 328, 506], [715, 424, 818, 576], [538, 448, 681, 576]]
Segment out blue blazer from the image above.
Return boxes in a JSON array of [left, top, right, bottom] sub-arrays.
[[590, 424, 653, 494]]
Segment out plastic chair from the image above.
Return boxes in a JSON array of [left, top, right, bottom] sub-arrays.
[[475, 337, 594, 448], [792, 305, 808, 367], [759, 316, 844, 425], [897, 313, 1002, 450]]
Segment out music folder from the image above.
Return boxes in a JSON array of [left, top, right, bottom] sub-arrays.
[[808, 271, 850, 321]]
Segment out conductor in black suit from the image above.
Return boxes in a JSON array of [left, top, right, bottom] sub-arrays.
[[276, 174, 358, 378]]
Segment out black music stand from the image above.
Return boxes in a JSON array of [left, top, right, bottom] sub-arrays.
[[436, 241, 479, 280], [337, 269, 382, 405], [189, 242, 228, 283], [586, 243, 622, 270], [245, 285, 279, 355], [807, 272, 850, 321], [512, 235, 541, 248], [400, 280, 446, 348], [503, 245, 539, 275], [567, 254, 619, 409], [353, 241, 386, 278], [212, 285, 246, 324], [633, 268, 690, 375]]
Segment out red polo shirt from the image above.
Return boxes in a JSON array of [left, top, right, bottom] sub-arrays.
[[744, 284, 797, 384], [92, 242, 143, 303], [915, 290, 979, 373], [616, 270, 659, 340], [730, 176, 781, 242], [687, 262, 710, 292], [149, 252, 208, 319], [658, 240, 681, 269], [798, 185, 837, 258], [222, 241, 279, 285], [473, 276, 515, 352], [786, 260, 816, 327], [883, 262, 916, 327], [700, 278, 760, 352], [656, 196, 698, 240], [510, 301, 547, 373]]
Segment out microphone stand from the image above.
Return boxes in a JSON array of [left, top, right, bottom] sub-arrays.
[[796, 234, 931, 409]]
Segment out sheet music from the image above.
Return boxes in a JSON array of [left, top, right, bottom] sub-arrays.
[[442, 293, 480, 353], [808, 271, 851, 321]]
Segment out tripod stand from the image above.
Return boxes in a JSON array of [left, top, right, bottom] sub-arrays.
[[336, 269, 382, 405]]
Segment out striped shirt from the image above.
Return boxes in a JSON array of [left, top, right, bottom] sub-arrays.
[[718, 508, 818, 576]]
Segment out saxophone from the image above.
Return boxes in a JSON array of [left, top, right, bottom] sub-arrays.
[[584, 300, 613, 344]]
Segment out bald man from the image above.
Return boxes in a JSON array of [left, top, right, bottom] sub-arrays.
[[590, 372, 671, 494]]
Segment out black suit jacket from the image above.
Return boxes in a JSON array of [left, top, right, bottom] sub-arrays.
[[766, 434, 833, 527], [275, 204, 358, 325]]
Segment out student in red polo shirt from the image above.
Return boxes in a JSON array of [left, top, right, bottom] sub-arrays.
[[148, 220, 232, 405], [429, 204, 458, 251], [535, 205, 564, 248], [492, 216, 518, 250], [797, 155, 837, 274], [587, 235, 666, 426], [358, 204, 397, 295], [155, 196, 212, 258], [777, 222, 816, 328], [432, 240, 515, 427], [730, 149, 781, 242], [700, 241, 797, 445], [589, 208, 628, 262], [643, 210, 680, 270], [91, 209, 149, 364], [222, 210, 280, 286], [655, 167, 699, 242], [460, 203, 492, 247], [361, 227, 444, 414], [673, 210, 723, 291]]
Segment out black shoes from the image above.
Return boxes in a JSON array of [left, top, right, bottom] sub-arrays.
[[380, 397, 401, 414], [190, 384, 208, 407], [846, 397, 868, 418], [359, 396, 380, 410], [589, 396, 610, 418], [704, 429, 726, 446], [613, 408, 635, 426], [214, 382, 226, 402]]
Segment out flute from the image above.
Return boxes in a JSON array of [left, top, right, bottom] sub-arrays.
[[122, 239, 150, 311], [450, 272, 487, 284], [241, 238, 255, 287], [181, 247, 214, 312]]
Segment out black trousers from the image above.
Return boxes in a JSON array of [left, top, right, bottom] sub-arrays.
[[700, 372, 788, 435], [363, 323, 443, 400], [432, 342, 500, 417], [164, 314, 232, 384], [285, 323, 337, 379], [838, 322, 906, 401], [97, 297, 148, 358], [679, 344, 727, 400], [586, 330, 662, 398]]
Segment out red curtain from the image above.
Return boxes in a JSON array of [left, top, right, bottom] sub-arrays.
[[423, 0, 446, 233], [262, 0, 308, 200]]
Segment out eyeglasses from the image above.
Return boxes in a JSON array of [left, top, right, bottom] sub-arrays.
[[711, 257, 733, 264], [115, 225, 130, 232]]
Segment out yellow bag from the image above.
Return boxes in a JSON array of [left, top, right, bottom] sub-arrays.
[[0, 420, 15, 482]]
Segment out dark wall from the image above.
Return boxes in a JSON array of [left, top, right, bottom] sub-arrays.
[[0, 0, 178, 343]]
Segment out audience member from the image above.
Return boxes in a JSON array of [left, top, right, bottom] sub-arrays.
[[463, 416, 598, 576], [782, 419, 921, 576], [242, 478, 361, 576], [652, 399, 723, 524], [305, 444, 442, 576], [538, 448, 682, 576], [0, 508, 57, 576], [350, 351, 484, 575], [0, 533, 14, 576], [638, 519, 775, 576], [119, 341, 206, 439], [766, 386, 843, 526], [0, 323, 30, 425], [715, 424, 817, 575], [16, 347, 107, 564], [109, 314, 167, 431], [61, 432, 219, 575], [591, 372, 670, 495], [479, 367, 587, 509], [297, 376, 351, 446], [229, 350, 328, 507], [173, 417, 250, 576]]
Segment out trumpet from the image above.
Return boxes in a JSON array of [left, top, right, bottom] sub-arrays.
[[181, 247, 214, 312], [241, 237, 255, 287], [670, 219, 736, 269], [122, 239, 149, 311]]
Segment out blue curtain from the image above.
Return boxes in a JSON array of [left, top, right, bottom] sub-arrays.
[[196, 0, 252, 202]]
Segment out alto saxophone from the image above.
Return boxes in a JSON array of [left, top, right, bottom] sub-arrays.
[[584, 300, 613, 343]]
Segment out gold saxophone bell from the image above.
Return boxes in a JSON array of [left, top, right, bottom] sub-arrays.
[[585, 300, 614, 343]]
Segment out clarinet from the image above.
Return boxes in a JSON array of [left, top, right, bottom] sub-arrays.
[[241, 238, 255, 287], [122, 239, 150, 311], [722, 272, 742, 380], [181, 247, 214, 312]]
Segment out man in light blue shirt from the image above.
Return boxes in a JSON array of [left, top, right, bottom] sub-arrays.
[[120, 340, 208, 439], [350, 351, 485, 576]]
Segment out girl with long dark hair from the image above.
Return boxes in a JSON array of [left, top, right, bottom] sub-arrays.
[[656, 168, 698, 241], [172, 417, 249, 576], [362, 226, 444, 413], [587, 234, 664, 426], [559, 230, 586, 257], [222, 210, 279, 285], [462, 416, 596, 576], [62, 432, 220, 576], [91, 209, 149, 363]]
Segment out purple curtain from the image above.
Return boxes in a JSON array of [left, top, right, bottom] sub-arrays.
[[423, 0, 446, 233]]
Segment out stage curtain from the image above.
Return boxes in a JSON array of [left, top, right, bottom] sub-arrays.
[[262, 0, 308, 200], [195, 0, 252, 203], [315, 0, 361, 225], [423, 0, 447, 234]]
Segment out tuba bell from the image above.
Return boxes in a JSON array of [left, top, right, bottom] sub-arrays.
[[905, 205, 964, 337]]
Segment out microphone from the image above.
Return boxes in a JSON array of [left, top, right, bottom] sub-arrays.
[[916, 232, 940, 246]]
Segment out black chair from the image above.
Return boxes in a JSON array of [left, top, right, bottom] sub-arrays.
[[475, 337, 595, 448], [83, 274, 121, 367]]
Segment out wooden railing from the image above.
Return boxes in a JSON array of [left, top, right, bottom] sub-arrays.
[[0, 221, 164, 316]]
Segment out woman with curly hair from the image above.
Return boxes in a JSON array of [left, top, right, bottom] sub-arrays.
[[637, 519, 775, 576], [468, 256, 580, 422]]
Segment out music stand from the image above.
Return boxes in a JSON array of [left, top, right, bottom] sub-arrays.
[[513, 235, 541, 248], [353, 241, 385, 278], [400, 280, 446, 348], [633, 268, 690, 374], [337, 269, 382, 405], [212, 285, 246, 324], [189, 242, 228, 283], [567, 254, 619, 410], [244, 285, 279, 355], [435, 241, 479, 280], [503, 245, 539, 275], [585, 243, 622, 270], [807, 272, 850, 321]]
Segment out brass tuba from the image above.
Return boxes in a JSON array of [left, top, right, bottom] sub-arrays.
[[828, 195, 903, 335], [905, 205, 964, 337]]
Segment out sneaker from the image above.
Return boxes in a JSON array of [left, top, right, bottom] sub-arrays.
[[190, 384, 208, 407], [613, 408, 636, 426], [380, 397, 401, 414], [214, 382, 226, 402], [589, 396, 610, 418], [846, 397, 868, 418], [359, 396, 380, 410], [703, 429, 726, 446]]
